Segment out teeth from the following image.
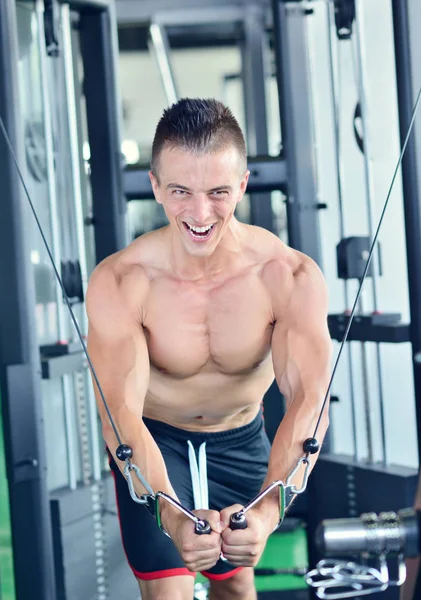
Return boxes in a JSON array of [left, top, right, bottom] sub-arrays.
[[188, 224, 213, 233]]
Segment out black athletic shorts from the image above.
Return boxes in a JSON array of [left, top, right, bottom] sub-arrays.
[[107, 409, 271, 581]]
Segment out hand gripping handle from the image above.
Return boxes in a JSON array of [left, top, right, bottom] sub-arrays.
[[156, 492, 212, 536], [195, 520, 212, 535], [229, 481, 285, 531], [229, 512, 248, 530]]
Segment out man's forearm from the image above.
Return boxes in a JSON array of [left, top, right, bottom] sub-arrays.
[[103, 406, 177, 501], [265, 394, 329, 485], [255, 393, 329, 528], [104, 406, 201, 536]]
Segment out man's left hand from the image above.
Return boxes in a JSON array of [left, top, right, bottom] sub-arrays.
[[219, 503, 275, 567]]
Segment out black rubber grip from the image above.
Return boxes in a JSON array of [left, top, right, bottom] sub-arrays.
[[229, 513, 248, 530], [195, 520, 211, 535]]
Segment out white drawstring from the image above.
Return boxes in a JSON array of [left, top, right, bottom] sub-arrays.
[[187, 440, 229, 563], [187, 441, 209, 509], [198, 442, 209, 509]]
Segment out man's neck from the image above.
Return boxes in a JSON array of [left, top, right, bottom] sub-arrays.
[[168, 220, 244, 282]]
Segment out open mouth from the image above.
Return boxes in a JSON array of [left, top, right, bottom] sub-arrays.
[[183, 222, 215, 241]]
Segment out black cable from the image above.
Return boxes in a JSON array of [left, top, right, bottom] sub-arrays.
[[311, 85, 421, 443], [0, 116, 124, 448]]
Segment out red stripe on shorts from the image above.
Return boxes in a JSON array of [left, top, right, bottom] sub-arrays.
[[201, 567, 243, 580]]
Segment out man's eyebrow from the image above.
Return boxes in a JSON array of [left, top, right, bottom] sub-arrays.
[[167, 183, 192, 191], [166, 183, 233, 192], [208, 185, 232, 192]]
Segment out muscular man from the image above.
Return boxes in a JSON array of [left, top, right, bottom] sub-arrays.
[[86, 98, 332, 600]]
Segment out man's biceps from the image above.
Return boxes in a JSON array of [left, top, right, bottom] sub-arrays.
[[290, 338, 331, 371], [289, 319, 331, 348]]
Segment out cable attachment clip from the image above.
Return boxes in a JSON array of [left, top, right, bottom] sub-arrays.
[[116, 443, 155, 503], [285, 455, 312, 495], [116, 445, 211, 535], [123, 462, 155, 504]]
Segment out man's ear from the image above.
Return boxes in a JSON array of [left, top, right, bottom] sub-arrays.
[[149, 170, 162, 204], [238, 169, 250, 201]]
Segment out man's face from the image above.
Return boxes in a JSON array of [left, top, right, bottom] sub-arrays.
[[150, 146, 249, 258]]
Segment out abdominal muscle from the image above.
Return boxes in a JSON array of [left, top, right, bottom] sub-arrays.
[[143, 357, 275, 432]]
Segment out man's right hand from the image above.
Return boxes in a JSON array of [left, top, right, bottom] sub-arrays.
[[164, 507, 223, 572]]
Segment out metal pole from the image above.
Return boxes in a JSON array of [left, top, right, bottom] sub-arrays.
[[36, 0, 67, 342], [241, 4, 275, 233], [391, 0, 421, 465], [272, 0, 323, 264], [358, 292, 374, 463], [326, 0, 358, 460], [353, 0, 388, 465], [391, 5, 421, 596], [79, 6, 128, 262], [36, 0, 79, 491], [148, 22, 178, 106], [61, 3, 101, 482]]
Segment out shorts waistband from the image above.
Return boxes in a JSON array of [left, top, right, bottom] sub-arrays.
[[143, 408, 263, 445]]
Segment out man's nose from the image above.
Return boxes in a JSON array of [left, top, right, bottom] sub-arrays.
[[191, 195, 212, 224]]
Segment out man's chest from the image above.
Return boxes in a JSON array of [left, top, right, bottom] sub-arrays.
[[143, 274, 275, 376]]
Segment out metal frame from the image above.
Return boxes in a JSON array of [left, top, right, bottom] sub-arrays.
[[79, 0, 127, 262], [116, 1, 247, 27], [148, 22, 179, 106], [272, 0, 323, 265], [0, 0, 125, 597], [241, 3, 276, 233], [61, 3, 102, 483], [390, 1, 421, 597], [0, 0, 57, 597], [391, 0, 421, 467], [124, 156, 287, 199]]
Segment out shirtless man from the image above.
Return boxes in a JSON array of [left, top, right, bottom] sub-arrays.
[[86, 98, 332, 600]]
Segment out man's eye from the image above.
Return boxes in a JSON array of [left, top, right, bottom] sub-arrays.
[[173, 189, 187, 196], [211, 190, 228, 197]]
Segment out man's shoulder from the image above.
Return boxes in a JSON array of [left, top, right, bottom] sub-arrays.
[[86, 248, 151, 320], [88, 253, 146, 291], [88, 227, 168, 288], [244, 224, 299, 272], [249, 228, 324, 297]]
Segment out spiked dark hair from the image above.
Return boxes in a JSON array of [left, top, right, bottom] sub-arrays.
[[151, 98, 247, 178]]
